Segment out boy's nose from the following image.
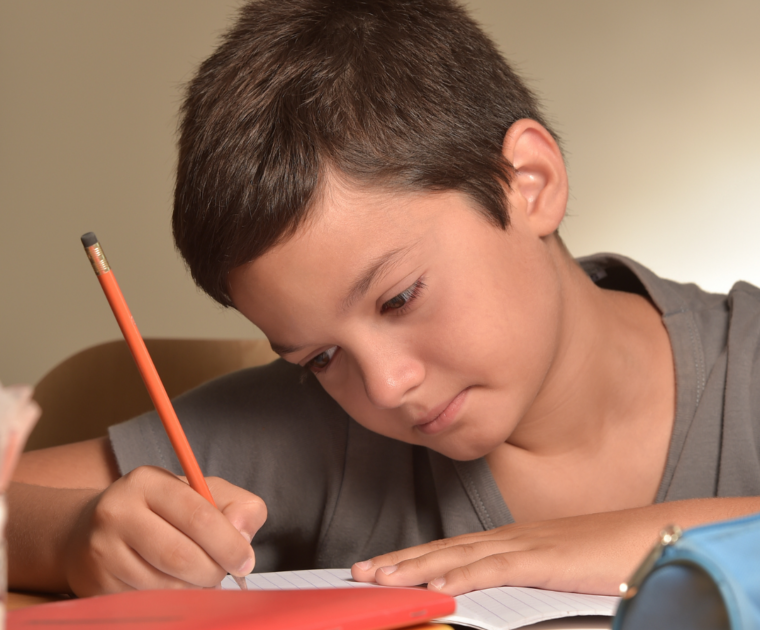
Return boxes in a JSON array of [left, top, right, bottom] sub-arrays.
[[360, 351, 425, 409]]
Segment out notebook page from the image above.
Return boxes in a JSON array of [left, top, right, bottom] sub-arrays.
[[223, 569, 618, 630], [446, 586, 617, 630], [227, 567, 375, 590]]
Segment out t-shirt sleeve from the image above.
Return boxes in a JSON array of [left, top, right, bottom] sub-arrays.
[[719, 281, 760, 497], [108, 359, 351, 571]]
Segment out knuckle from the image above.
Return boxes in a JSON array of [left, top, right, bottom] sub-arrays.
[[251, 497, 268, 528], [91, 493, 123, 529], [485, 552, 513, 576], [249, 494, 267, 516], [455, 562, 476, 584], [86, 529, 110, 565], [205, 476, 226, 494], [406, 554, 428, 571], [251, 494, 267, 513], [165, 540, 198, 577], [428, 538, 450, 552], [379, 552, 403, 567], [186, 501, 218, 532], [124, 465, 155, 488], [456, 542, 478, 557]]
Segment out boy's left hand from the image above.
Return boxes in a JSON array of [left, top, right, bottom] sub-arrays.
[[350, 498, 760, 596], [353, 511, 649, 596]]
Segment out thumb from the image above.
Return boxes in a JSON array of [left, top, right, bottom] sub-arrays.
[[206, 476, 268, 542]]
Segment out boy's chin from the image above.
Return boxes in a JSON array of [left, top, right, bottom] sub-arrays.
[[427, 437, 501, 462]]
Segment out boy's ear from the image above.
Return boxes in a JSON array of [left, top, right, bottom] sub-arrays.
[[502, 119, 568, 237]]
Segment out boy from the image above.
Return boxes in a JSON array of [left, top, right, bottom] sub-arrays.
[[9, 0, 760, 598]]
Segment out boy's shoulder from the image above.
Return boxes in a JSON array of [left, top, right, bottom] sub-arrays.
[[108, 359, 353, 479], [577, 252, 734, 316], [580, 251, 760, 385], [582, 253, 760, 501]]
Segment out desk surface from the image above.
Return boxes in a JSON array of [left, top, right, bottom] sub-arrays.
[[7, 591, 66, 611]]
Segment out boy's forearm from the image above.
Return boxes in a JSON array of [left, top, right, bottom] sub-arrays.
[[7, 482, 99, 594], [14, 437, 120, 489], [631, 496, 760, 532]]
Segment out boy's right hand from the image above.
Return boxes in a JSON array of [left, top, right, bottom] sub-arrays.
[[64, 466, 266, 595]]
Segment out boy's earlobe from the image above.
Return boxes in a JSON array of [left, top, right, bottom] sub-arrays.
[[502, 119, 569, 237]]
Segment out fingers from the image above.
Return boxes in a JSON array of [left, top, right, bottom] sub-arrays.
[[119, 501, 231, 587], [356, 543, 546, 596], [68, 466, 267, 595], [352, 529, 513, 583], [93, 539, 200, 592], [359, 540, 508, 587], [135, 469, 258, 580], [351, 536, 459, 582], [351, 528, 549, 597], [65, 488, 200, 595], [428, 551, 543, 596]]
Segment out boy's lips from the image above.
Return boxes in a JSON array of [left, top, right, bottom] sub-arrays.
[[414, 388, 470, 435]]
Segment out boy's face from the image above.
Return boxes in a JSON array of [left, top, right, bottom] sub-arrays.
[[229, 174, 565, 460]]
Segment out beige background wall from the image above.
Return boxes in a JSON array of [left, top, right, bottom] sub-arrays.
[[2, 0, 759, 387]]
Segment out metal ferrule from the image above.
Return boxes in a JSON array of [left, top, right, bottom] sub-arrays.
[[85, 243, 111, 275]]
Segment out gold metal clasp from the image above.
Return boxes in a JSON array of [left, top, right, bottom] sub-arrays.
[[619, 524, 682, 600]]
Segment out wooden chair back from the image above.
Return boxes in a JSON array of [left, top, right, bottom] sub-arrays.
[[27, 338, 277, 451]]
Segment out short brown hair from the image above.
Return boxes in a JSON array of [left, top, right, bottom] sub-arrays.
[[173, 0, 556, 307]]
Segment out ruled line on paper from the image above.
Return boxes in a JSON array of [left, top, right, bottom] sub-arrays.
[[222, 568, 619, 630]]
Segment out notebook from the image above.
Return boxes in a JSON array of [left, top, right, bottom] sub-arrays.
[[222, 568, 620, 630]]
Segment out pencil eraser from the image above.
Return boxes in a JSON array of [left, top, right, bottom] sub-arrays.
[[80, 232, 98, 247]]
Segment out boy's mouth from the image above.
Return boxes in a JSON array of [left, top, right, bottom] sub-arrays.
[[414, 387, 470, 435]]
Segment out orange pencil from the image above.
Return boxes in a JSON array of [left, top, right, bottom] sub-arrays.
[[81, 232, 248, 590]]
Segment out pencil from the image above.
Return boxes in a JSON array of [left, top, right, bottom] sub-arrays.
[[81, 232, 248, 590]]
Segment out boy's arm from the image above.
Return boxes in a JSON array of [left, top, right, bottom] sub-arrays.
[[8, 438, 265, 595], [9, 438, 120, 592], [351, 497, 760, 596], [14, 437, 120, 488]]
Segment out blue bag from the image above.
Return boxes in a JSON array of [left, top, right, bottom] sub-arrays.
[[613, 512, 760, 629]]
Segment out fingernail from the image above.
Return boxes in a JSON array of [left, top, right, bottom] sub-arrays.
[[379, 564, 398, 575], [354, 560, 373, 571], [429, 577, 446, 590], [240, 530, 253, 543], [238, 555, 255, 575]]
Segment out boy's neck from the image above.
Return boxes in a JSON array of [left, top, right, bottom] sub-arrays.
[[487, 253, 676, 520]]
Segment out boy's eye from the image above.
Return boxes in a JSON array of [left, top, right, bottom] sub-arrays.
[[381, 279, 426, 314], [304, 346, 337, 372], [383, 293, 409, 311]]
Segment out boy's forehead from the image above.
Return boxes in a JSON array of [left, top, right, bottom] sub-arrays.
[[235, 184, 426, 290], [310, 173, 424, 233], [309, 172, 498, 242], [267, 177, 433, 258], [228, 184, 484, 311]]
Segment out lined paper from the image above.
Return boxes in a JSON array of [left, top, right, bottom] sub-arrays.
[[222, 568, 619, 630], [225, 567, 375, 591], [445, 584, 617, 630]]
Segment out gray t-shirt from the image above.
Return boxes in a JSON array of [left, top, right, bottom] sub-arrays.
[[109, 254, 760, 571]]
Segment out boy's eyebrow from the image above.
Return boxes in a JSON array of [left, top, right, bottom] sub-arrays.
[[342, 243, 418, 312], [270, 243, 419, 357], [269, 341, 306, 357]]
